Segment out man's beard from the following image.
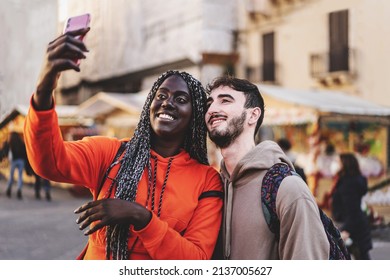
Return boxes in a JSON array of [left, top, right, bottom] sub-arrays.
[[209, 111, 246, 148]]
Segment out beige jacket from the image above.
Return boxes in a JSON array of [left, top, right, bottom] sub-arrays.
[[220, 140, 329, 259]]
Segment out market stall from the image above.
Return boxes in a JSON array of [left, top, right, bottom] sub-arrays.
[[257, 84, 390, 202], [0, 104, 84, 185], [74, 91, 148, 139]]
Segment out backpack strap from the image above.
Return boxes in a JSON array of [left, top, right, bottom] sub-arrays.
[[319, 206, 351, 260], [261, 162, 351, 260], [261, 162, 297, 240]]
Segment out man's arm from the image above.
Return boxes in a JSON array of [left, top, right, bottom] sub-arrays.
[[277, 176, 329, 259]]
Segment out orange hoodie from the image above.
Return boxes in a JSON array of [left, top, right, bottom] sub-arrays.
[[24, 101, 223, 260]]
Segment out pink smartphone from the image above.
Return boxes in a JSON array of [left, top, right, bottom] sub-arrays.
[[63, 13, 91, 37], [63, 13, 91, 65]]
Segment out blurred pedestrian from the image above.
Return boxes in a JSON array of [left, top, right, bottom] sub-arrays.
[[3, 131, 27, 199], [308, 142, 339, 197], [331, 153, 372, 259], [316, 143, 339, 179], [24, 158, 52, 201], [34, 174, 52, 201], [277, 138, 307, 183]]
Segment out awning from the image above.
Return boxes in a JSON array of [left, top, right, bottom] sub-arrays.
[[257, 85, 390, 126], [0, 104, 79, 130], [258, 84, 390, 117], [264, 107, 318, 126]]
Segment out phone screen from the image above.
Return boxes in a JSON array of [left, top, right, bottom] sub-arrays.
[[63, 13, 91, 65], [63, 13, 91, 35]]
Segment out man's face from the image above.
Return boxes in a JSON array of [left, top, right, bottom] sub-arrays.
[[205, 86, 247, 148]]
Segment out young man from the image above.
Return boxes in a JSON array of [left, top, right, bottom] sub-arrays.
[[205, 76, 329, 259]]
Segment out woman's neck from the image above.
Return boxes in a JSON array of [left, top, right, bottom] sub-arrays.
[[151, 140, 183, 158]]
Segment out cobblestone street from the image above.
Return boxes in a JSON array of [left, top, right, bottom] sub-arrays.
[[0, 178, 389, 260], [0, 179, 89, 259]]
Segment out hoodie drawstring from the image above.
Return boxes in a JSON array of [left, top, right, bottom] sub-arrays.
[[223, 179, 233, 259]]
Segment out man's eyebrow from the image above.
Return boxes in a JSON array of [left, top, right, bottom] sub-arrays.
[[207, 94, 235, 103], [217, 94, 235, 100]]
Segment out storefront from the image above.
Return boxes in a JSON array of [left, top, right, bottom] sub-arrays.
[[257, 84, 390, 201], [74, 91, 149, 139], [0, 104, 88, 185]]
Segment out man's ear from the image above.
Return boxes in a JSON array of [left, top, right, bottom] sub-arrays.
[[248, 107, 261, 126]]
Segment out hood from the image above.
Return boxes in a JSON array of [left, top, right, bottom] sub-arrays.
[[221, 140, 294, 184]]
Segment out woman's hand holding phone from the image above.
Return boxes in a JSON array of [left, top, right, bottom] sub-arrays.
[[34, 14, 91, 110], [63, 13, 91, 65]]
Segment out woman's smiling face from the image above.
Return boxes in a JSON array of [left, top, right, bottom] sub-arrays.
[[150, 75, 193, 142]]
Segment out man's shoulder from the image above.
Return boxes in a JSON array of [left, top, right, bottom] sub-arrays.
[[277, 174, 314, 204]]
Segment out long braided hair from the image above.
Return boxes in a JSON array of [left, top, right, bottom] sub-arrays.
[[105, 70, 209, 259]]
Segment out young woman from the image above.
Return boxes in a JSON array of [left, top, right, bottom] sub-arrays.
[[332, 153, 372, 259], [24, 28, 223, 260]]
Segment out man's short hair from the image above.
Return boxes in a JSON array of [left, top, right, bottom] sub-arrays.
[[206, 76, 265, 135]]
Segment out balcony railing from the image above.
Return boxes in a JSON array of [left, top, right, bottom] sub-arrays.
[[246, 62, 279, 83], [310, 48, 356, 79]]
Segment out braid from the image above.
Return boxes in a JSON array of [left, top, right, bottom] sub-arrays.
[[105, 70, 209, 259], [177, 71, 209, 165]]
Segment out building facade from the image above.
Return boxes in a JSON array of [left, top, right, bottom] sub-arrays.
[[236, 0, 390, 105], [56, 0, 238, 104], [0, 0, 58, 120], [236, 0, 390, 198]]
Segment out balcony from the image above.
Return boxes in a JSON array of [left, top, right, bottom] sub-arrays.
[[310, 48, 356, 86], [246, 62, 279, 84]]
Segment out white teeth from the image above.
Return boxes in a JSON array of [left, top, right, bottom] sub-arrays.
[[159, 113, 174, 120], [211, 119, 224, 125]]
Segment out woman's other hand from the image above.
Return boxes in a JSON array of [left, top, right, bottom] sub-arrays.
[[74, 199, 152, 235]]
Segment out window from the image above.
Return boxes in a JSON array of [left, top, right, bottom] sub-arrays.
[[262, 32, 275, 81], [329, 10, 349, 72]]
